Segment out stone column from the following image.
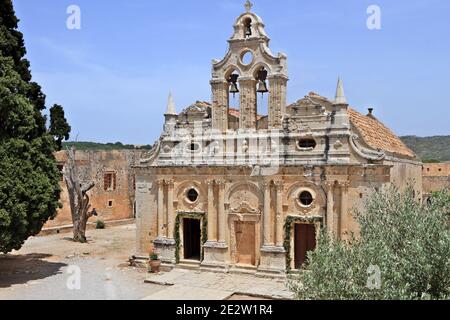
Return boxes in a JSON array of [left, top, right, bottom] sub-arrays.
[[338, 181, 350, 239], [268, 76, 287, 129], [211, 80, 229, 132], [239, 79, 257, 130], [207, 180, 217, 242], [325, 181, 334, 236], [263, 180, 273, 246], [258, 179, 286, 276], [166, 180, 174, 239], [274, 180, 284, 247], [157, 179, 165, 238], [217, 179, 226, 243]]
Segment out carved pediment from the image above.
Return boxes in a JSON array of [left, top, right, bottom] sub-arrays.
[[230, 201, 260, 214], [287, 117, 314, 132], [182, 101, 211, 115]]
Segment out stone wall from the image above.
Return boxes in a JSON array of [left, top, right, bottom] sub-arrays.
[[387, 160, 423, 194], [134, 164, 392, 273], [422, 163, 450, 194], [44, 150, 145, 229]]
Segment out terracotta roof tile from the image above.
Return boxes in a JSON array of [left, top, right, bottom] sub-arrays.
[[348, 108, 415, 159], [304, 92, 415, 159], [228, 108, 264, 120]]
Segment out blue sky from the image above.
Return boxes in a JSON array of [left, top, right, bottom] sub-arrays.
[[13, 0, 450, 144]]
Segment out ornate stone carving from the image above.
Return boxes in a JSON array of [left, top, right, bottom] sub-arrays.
[[230, 201, 261, 214], [274, 180, 284, 191], [350, 134, 385, 161], [337, 181, 350, 189], [140, 139, 162, 164], [324, 180, 335, 189], [165, 179, 174, 187], [261, 180, 272, 190], [334, 140, 343, 150], [215, 179, 226, 188]]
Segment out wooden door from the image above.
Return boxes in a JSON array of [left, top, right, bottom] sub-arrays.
[[294, 224, 316, 269], [235, 222, 256, 266]]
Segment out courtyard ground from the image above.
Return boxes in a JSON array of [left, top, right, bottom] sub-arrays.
[[0, 224, 167, 300], [0, 224, 293, 300]]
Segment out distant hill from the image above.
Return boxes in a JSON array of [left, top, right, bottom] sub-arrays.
[[401, 136, 450, 163], [62, 141, 152, 151]]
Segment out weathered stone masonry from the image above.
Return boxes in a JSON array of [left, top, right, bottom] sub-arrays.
[[134, 3, 422, 276], [44, 150, 144, 230]]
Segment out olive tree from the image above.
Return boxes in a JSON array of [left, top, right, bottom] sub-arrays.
[[289, 187, 450, 300]]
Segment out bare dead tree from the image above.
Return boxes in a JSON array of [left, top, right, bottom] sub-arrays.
[[63, 147, 95, 243]]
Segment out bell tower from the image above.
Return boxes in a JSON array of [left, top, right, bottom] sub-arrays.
[[211, 1, 288, 132]]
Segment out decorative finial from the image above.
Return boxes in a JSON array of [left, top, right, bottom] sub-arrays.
[[245, 0, 253, 12], [165, 91, 177, 115], [334, 77, 347, 105]]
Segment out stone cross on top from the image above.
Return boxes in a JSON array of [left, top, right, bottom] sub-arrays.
[[245, 0, 253, 12]]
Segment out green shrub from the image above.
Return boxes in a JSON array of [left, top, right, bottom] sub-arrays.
[[289, 187, 450, 300], [150, 252, 159, 261], [95, 220, 105, 229]]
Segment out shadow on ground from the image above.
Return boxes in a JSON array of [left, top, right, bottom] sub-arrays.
[[0, 253, 67, 288]]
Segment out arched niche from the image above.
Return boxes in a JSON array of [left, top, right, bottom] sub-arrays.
[[226, 181, 263, 212]]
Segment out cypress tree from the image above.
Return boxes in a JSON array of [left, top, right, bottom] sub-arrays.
[[0, 0, 71, 253]]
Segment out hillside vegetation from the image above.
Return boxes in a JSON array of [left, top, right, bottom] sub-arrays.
[[62, 141, 152, 151], [401, 136, 450, 163]]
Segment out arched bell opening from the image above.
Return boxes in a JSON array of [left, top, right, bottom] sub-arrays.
[[243, 17, 252, 39], [226, 69, 241, 111], [254, 66, 270, 117]]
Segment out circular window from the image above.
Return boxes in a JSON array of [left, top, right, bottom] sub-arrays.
[[189, 143, 200, 152], [187, 188, 199, 203], [297, 139, 317, 150], [241, 50, 254, 65], [299, 191, 314, 207]]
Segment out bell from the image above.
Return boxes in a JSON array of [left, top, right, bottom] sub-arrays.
[[257, 80, 268, 93], [228, 74, 240, 95], [256, 68, 269, 94], [245, 26, 252, 38], [229, 82, 239, 94]]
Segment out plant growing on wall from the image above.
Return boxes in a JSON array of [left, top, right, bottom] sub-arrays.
[[283, 216, 323, 272]]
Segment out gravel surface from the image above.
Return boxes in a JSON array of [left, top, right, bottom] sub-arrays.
[[0, 224, 165, 300]]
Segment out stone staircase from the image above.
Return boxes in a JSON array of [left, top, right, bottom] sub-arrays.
[[175, 259, 201, 271]]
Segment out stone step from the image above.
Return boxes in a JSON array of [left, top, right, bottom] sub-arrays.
[[176, 259, 201, 270], [229, 264, 258, 275]]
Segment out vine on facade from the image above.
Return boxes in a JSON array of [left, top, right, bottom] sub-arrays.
[[283, 215, 323, 272], [174, 212, 208, 264]]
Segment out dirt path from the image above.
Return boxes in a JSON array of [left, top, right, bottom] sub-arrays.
[[0, 224, 165, 300]]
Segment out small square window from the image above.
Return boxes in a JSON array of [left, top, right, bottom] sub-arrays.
[[108, 200, 113, 207]]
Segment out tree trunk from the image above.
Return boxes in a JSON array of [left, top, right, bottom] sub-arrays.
[[63, 147, 95, 243]]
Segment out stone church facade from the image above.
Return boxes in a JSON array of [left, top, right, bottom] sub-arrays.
[[134, 3, 422, 276]]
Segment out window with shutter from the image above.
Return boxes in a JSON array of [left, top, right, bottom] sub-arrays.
[[104, 172, 116, 191]]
